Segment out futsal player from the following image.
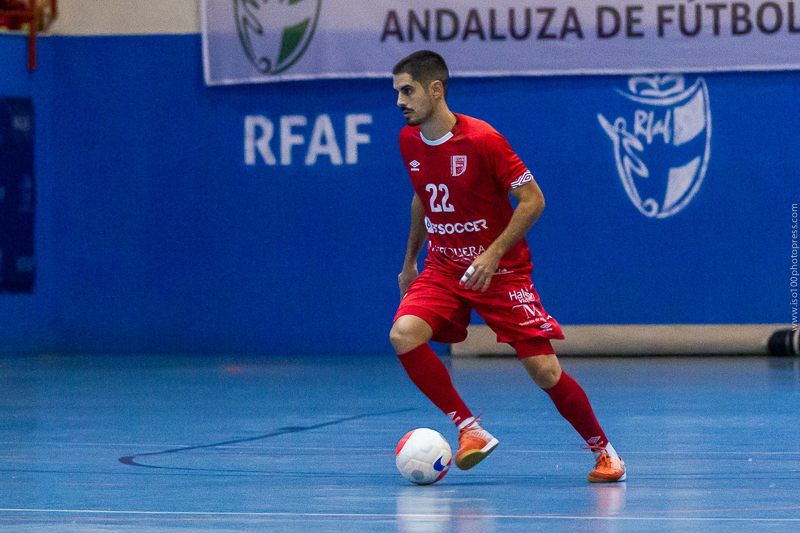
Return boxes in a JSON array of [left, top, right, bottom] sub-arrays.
[[389, 50, 626, 482]]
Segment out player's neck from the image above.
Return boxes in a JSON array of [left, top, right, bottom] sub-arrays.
[[419, 108, 457, 142]]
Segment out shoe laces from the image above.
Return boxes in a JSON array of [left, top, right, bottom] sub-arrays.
[[459, 418, 481, 434], [459, 418, 495, 444], [583, 445, 620, 469], [459, 411, 486, 432], [594, 451, 615, 469]]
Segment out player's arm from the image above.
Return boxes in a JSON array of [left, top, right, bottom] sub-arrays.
[[461, 179, 545, 292], [399, 193, 428, 297]]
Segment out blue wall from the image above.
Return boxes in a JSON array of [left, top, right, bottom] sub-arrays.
[[0, 34, 796, 355]]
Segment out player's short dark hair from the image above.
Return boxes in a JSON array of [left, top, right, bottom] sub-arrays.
[[393, 50, 449, 100]]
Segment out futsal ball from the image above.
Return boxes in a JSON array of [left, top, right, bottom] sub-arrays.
[[395, 428, 452, 485]]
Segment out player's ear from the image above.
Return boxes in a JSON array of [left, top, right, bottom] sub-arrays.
[[429, 79, 445, 101]]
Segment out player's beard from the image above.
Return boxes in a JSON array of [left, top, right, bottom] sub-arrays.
[[404, 107, 432, 127], [405, 114, 421, 126], [403, 98, 434, 127]]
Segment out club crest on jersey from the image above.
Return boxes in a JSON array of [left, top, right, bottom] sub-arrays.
[[451, 155, 467, 177]]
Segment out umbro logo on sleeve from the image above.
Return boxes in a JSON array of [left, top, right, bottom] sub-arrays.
[[511, 170, 533, 188]]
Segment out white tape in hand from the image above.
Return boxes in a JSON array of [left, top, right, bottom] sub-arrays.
[[460, 265, 475, 284]]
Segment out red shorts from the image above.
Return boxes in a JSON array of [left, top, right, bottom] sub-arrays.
[[394, 268, 564, 346]]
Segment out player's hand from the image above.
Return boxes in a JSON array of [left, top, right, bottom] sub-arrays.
[[398, 264, 419, 298], [459, 251, 501, 292]]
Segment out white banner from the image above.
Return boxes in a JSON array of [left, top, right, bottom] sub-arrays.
[[202, 0, 800, 85]]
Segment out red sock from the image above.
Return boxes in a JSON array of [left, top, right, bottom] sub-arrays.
[[544, 371, 608, 448], [397, 344, 473, 427]]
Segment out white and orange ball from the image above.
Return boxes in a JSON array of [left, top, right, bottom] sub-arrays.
[[395, 428, 452, 485]]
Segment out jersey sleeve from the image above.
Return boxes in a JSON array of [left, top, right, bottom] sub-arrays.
[[483, 129, 533, 190], [398, 128, 409, 164], [398, 127, 415, 176]]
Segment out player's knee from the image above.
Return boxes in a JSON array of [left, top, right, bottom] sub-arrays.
[[390, 316, 431, 355], [537, 366, 562, 390], [389, 322, 418, 354], [522, 353, 562, 389]]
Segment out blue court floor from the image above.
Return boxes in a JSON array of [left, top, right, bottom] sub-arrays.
[[1, 353, 799, 532]]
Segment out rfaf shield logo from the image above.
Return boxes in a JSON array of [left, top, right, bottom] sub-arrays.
[[598, 75, 711, 218], [451, 155, 467, 177], [235, 0, 322, 76]]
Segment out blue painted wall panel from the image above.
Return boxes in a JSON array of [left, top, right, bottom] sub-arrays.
[[0, 34, 795, 355], [0, 97, 35, 293]]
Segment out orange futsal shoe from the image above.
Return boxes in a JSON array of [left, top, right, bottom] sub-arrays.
[[454, 420, 499, 470], [587, 448, 626, 483]]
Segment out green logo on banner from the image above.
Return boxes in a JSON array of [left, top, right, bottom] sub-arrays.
[[235, 0, 322, 75]]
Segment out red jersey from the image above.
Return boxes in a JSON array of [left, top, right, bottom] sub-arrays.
[[399, 114, 535, 277]]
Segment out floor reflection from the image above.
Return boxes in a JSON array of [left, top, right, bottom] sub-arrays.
[[396, 486, 498, 533]]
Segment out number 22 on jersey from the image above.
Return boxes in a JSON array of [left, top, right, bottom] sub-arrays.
[[425, 183, 455, 213]]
